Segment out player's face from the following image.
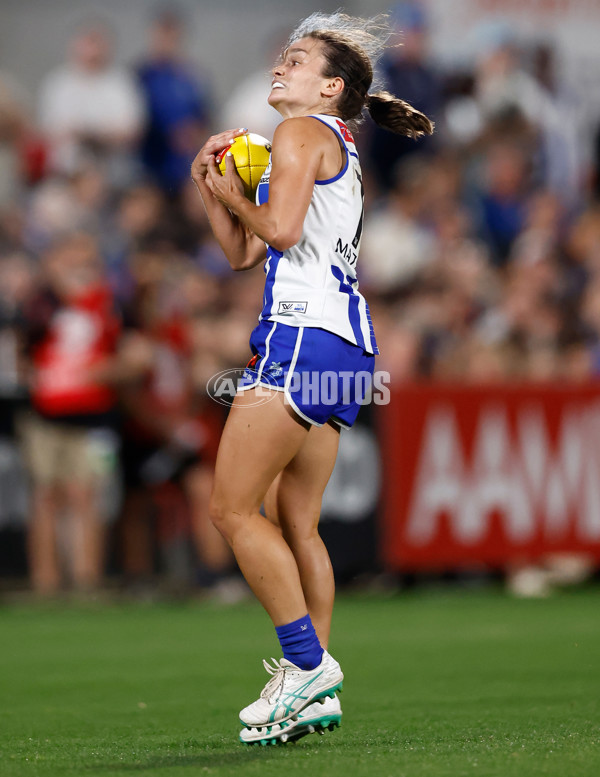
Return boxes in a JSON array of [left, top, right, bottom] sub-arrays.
[[269, 37, 335, 117]]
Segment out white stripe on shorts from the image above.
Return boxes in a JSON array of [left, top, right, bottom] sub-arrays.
[[283, 327, 323, 427], [237, 321, 279, 392]]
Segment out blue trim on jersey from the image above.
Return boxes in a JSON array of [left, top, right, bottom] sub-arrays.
[[262, 247, 282, 318], [330, 265, 365, 350], [364, 301, 380, 355], [310, 116, 349, 185]]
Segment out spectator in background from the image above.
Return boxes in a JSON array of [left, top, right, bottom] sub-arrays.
[[365, 1, 440, 193], [0, 71, 47, 199], [137, 9, 213, 195], [0, 73, 29, 209], [2, 5, 600, 594], [529, 42, 582, 205], [360, 155, 434, 293], [0, 254, 35, 540], [19, 232, 122, 595], [473, 142, 530, 267], [471, 22, 582, 206], [116, 245, 236, 597], [23, 163, 111, 255], [103, 183, 168, 302], [0, 252, 35, 402], [38, 21, 144, 187]]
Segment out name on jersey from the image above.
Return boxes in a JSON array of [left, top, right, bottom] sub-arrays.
[[335, 238, 358, 266], [278, 301, 307, 314]]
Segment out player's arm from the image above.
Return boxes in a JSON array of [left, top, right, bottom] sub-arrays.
[[191, 128, 267, 272], [204, 118, 324, 253]]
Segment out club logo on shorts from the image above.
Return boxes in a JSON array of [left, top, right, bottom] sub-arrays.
[[267, 361, 283, 378], [278, 301, 307, 314]]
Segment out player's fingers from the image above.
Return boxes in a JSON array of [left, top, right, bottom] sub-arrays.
[[201, 139, 228, 164], [223, 127, 248, 139], [206, 157, 219, 182], [224, 151, 238, 176], [212, 127, 246, 150], [214, 146, 231, 165], [213, 127, 248, 159], [205, 174, 221, 199]]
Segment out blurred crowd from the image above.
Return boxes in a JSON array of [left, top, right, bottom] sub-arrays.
[[1, 3, 600, 596]]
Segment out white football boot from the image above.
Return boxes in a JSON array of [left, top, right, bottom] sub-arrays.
[[239, 650, 343, 728], [240, 694, 342, 745]]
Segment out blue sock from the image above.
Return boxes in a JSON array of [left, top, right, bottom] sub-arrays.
[[275, 614, 324, 670]]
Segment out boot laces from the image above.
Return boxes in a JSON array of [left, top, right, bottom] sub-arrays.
[[260, 658, 286, 702]]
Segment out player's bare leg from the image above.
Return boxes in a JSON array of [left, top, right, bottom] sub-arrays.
[[263, 422, 339, 648], [209, 387, 312, 625], [240, 422, 342, 744], [211, 388, 343, 733]]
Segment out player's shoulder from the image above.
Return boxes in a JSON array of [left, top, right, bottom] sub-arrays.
[[273, 116, 334, 142], [272, 116, 341, 159]]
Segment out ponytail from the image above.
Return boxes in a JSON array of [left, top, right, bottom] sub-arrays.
[[288, 12, 435, 139], [366, 91, 434, 139]]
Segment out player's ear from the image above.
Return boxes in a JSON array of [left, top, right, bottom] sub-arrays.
[[322, 76, 344, 98]]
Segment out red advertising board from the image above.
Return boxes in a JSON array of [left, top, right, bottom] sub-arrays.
[[378, 383, 600, 570]]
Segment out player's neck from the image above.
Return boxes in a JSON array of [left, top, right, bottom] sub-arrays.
[[276, 100, 338, 120]]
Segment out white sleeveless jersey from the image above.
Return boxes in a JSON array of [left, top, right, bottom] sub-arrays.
[[256, 114, 379, 355]]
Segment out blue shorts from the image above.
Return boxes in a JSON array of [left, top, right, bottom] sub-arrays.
[[237, 320, 375, 429]]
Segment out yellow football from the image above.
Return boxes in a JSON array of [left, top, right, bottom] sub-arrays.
[[217, 133, 272, 201]]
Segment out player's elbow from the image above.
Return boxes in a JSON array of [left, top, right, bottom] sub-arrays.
[[229, 251, 266, 272], [228, 255, 254, 271], [268, 226, 302, 252]]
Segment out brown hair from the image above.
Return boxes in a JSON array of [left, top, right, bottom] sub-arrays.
[[310, 29, 434, 138]]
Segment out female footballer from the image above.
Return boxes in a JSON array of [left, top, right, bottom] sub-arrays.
[[191, 11, 433, 744]]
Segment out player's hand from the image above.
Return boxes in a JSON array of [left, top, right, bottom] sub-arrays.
[[205, 152, 244, 207], [191, 128, 247, 182]]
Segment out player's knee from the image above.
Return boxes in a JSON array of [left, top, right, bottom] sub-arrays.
[[282, 528, 320, 554], [208, 495, 242, 543], [281, 511, 321, 544], [208, 495, 227, 535]]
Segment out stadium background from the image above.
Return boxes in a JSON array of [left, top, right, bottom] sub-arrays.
[[2, 4, 600, 777], [1, 0, 600, 598]]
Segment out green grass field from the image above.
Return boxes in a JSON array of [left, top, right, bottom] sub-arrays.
[[1, 588, 599, 777]]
